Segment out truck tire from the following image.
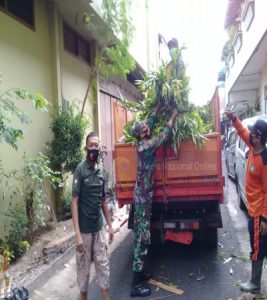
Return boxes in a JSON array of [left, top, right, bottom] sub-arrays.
[[206, 228, 218, 249]]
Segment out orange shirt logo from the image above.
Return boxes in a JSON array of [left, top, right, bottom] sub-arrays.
[[250, 164, 256, 172]]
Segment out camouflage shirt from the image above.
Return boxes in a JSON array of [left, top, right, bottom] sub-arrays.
[[134, 115, 171, 204]]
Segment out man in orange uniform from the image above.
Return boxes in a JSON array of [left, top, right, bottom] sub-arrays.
[[226, 110, 267, 292]]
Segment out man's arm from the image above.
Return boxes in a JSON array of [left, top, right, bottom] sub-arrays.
[[71, 165, 83, 252], [260, 165, 267, 235], [102, 200, 114, 244], [145, 102, 161, 130], [71, 196, 83, 252], [225, 110, 250, 146], [147, 109, 178, 151]]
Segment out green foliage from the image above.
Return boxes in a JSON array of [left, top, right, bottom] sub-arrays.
[[17, 153, 60, 243], [0, 75, 49, 149], [61, 187, 72, 220], [121, 48, 210, 151], [96, 42, 136, 80], [0, 153, 61, 246], [0, 203, 28, 261], [85, 0, 136, 80], [49, 108, 87, 177], [196, 103, 212, 124], [103, 168, 116, 200], [22, 153, 61, 230], [135, 51, 190, 112]]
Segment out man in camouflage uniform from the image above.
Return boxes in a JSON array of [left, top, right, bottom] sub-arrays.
[[130, 108, 178, 297]]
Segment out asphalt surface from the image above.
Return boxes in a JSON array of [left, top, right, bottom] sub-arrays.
[[29, 153, 267, 300]]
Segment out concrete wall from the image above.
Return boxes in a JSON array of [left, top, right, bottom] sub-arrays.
[[58, 18, 97, 130], [229, 90, 257, 105], [0, 0, 55, 236], [0, 0, 97, 237], [0, 0, 54, 166]]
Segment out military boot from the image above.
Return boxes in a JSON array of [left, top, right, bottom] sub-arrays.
[[131, 271, 151, 297], [240, 259, 264, 293]]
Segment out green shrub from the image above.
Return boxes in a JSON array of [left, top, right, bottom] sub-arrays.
[[0, 203, 28, 261]]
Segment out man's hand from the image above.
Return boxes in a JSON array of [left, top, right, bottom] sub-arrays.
[[167, 108, 178, 128], [225, 109, 236, 121], [171, 108, 178, 120], [76, 233, 84, 252], [260, 221, 267, 236], [108, 226, 114, 244]]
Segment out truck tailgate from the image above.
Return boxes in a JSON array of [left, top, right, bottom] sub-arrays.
[[115, 133, 224, 206]]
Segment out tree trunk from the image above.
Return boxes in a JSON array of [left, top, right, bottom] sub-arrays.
[[55, 186, 64, 221], [25, 191, 34, 243]]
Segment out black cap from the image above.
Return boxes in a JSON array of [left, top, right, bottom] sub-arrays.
[[167, 38, 179, 49], [248, 119, 267, 138]]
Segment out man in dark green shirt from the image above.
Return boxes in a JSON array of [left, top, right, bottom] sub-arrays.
[[72, 132, 114, 300]]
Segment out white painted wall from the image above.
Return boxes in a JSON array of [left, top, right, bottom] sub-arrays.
[[260, 62, 267, 114], [225, 0, 267, 95], [229, 90, 257, 105]]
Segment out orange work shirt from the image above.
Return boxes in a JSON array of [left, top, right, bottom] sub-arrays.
[[233, 117, 267, 219]]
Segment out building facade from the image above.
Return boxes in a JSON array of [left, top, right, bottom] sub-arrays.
[[0, 0, 159, 236], [223, 0, 267, 118]]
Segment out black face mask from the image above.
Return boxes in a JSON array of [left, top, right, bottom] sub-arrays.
[[87, 149, 99, 162]]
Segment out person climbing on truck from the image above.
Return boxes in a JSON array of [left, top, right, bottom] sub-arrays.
[[130, 107, 178, 297]]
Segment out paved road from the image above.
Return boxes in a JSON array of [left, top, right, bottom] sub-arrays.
[[30, 153, 267, 300]]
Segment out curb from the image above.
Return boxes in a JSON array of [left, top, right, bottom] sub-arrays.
[[26, 239, 75, 293], [25, 216, 128, 293]]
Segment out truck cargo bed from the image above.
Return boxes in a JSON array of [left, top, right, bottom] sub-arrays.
[[114, 133, 224, 207]]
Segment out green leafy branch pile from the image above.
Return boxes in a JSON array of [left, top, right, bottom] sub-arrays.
[[121, 48, 212, 151]]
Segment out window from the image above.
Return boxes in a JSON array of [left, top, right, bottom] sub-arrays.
[[242, 0, 255, 31], [239, 139, 246, 152], [228, 53, 235, 68], [229, 131, 237, 146], [0, 0, 34, 28], [233, 32, 242, 54], [63, 23, 91, 64]]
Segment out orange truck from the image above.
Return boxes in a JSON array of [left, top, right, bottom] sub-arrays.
[[114, 90, 224, 248]]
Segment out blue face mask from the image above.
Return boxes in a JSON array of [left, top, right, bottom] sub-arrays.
[[169, 47, 179, 61]]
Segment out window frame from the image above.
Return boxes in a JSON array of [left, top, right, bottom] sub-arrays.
[[239, 138, 247, 152], [229, 131, 237, 146], [0, 0, 35, 30], [63, 23, 91, 65]]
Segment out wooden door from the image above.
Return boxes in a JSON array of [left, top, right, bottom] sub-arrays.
[[100, 92, 133, 175]]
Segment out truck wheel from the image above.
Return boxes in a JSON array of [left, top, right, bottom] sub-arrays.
[[237, 183, 246, 210], [206, 228, 218, 249]]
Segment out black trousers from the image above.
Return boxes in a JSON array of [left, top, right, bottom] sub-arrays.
[[248, 216, 267, 261]]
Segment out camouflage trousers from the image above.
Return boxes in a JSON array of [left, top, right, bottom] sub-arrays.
[[76, 227, 110, 292], [133, 201, 152, 272]]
